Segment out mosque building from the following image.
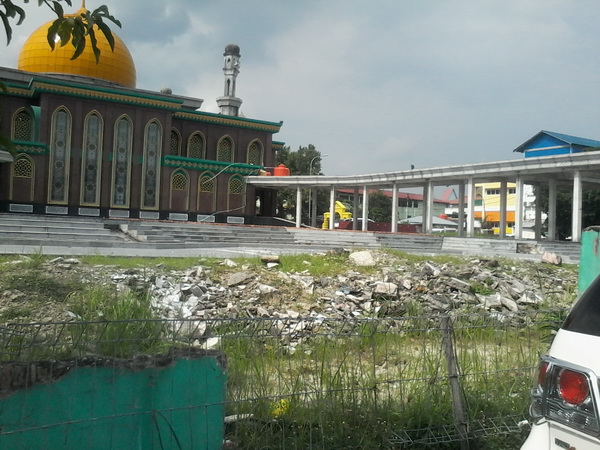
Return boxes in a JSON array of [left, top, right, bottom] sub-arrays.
[[0, 3, 283, 223]]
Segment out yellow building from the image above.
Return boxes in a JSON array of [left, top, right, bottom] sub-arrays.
[[474, 183, 516, 235]]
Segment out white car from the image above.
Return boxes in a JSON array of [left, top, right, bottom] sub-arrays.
[[522, 275, 600, 449]]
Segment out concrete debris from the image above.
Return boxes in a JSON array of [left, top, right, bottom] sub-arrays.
[[349, 250, 376, 266], [260, 255, 280, 264], [3, 251, 577, 336], [542, 251, 562, 266]]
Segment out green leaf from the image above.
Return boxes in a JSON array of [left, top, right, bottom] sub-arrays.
[[92, 5, 121, 28], [96, 20, 114, 51], [56, 20, 72, 47], [88, 28, 100, 63], [70, 31, 85, 60], [51, 1, 64, 17], [47, 20, 59, 49], [1, 13, 12, 44]]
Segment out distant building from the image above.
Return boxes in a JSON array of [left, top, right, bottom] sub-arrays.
[[514, 130, 600, 158], [336, 188, 450, 221]]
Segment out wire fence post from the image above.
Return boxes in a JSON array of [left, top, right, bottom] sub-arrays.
[[441, 315, 470, 450]]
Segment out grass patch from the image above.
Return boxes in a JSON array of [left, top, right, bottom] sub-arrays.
[[221, 313, 556, 448], [66, 286, 166, 358], [276, 252, 377, 277]]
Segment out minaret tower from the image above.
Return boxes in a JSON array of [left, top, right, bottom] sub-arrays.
[[216, 44, 243, 116]]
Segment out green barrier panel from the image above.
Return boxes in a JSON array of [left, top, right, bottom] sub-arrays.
[[0, 352, 226, 450], [579, 227, 600, 294]]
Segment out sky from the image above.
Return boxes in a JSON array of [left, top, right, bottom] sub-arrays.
[[4, 0, 600, 177]]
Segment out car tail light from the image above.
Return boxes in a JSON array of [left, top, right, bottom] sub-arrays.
[[559, 369, 589, 405], [530, 357, 600, 436], [538, 361, 549, 387]]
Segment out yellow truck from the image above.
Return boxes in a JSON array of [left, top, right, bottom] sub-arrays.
[[322, 201, 352, 228]]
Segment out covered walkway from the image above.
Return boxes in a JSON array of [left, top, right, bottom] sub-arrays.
[[247, 151, 600, 242]]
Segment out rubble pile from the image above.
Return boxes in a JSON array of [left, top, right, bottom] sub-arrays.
[[112, 250, 577, 324], [0, 251, 577, 334]]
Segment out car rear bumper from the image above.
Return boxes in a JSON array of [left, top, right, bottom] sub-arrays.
[[522, 420, 600, 449]]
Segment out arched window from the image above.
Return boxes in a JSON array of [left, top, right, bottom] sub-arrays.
[[199, 172, 215, 193], [247, 140, 263, 165], [197, 171, 216, 212], [170, 169, 190, 210], [10, 154, 35, 202], [217, 137, 234, 162], [12, 109, 33, 141], [81, 112, 103, 205], [170, 129, 181, 156], [142, 120, 162, 209], [48, 107, 72, 204], [187, 132, 205, 159], [228, 175, 244, 195], [172, 170, 188, 191], [111, 116, 133, 207], [13, 155, 33, 178]]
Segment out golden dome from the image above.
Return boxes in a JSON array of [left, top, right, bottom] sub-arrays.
[[17, 7, 136, 88]]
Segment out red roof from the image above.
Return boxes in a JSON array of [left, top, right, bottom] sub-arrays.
[[336, 188, 448, 204]]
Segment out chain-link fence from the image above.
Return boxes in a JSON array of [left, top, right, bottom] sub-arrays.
[[0, 309, 567, 449]]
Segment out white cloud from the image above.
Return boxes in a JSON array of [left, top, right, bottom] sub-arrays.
[[4, 0, 600, 176]]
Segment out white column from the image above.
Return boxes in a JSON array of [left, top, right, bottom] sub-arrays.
[[466, 177, 475, 237], [572, 171, 583, 242], [362, 185, 369, 231], [295, 186, 302, 228], [458, 182, 465, 237], [353, 187, 360, 230], [329, 186, 336, 230], [424, 181, 434, 233], [514, 176, 524, 239], [391, 182, 398, 232], [534, 189, 542, 240], [310, 187, 318, 228], [499, 181, 507, 239], [548, 179, 557, 241]]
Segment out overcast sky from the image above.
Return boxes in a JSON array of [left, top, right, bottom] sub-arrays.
[[4, 0, 600, 176]]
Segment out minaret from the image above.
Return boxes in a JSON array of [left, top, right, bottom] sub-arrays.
[[216, 44, 243, 116]]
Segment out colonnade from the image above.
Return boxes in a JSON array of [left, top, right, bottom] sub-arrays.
[[248, 152, 600, 244], [292, 173, 584, 242]]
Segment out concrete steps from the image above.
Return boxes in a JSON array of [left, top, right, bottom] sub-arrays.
[[442, 237, 521, 258], [113, 220, 298, 247], [0, 214, 128, 245], [440, 237, 581, 263], [536, 241, 581, 264], [376, 233, 444, 253], [288, 228, 380, 249], [0, 213, 584, 262]]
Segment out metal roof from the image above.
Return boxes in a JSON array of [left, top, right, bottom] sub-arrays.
[[247, 151, 600, 190], [513, 130, 600, 153]]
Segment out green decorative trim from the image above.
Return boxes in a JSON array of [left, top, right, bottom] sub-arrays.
[[3, 77, 284, 130], [33, 81, 182, 111], [272, 141, 286, 151], [11, 140, 48, 154], [4, 78, 183, 111], [162, 156, 263, 175], [3, 83, 31, 98], [174, 110, 283, 133]]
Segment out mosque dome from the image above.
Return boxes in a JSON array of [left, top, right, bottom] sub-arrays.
[[17, 7, 136, 88], [224, 44, 240, 57]]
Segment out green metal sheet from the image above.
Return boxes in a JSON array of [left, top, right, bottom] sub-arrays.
[[0, 355, 226, 450], [578, 227, 600, 294]]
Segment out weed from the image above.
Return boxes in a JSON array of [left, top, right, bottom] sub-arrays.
[[66, 287, 166, 357]]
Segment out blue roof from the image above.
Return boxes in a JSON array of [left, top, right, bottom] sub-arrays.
[[513, 130, 600, 153]]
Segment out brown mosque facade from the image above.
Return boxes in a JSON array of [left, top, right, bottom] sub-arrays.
[[0, 5, 283, 224]]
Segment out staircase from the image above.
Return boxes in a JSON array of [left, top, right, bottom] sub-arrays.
[[375, 233, 444, 254], [0, 213, 129, 248], [0, 213, 584, 262]]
